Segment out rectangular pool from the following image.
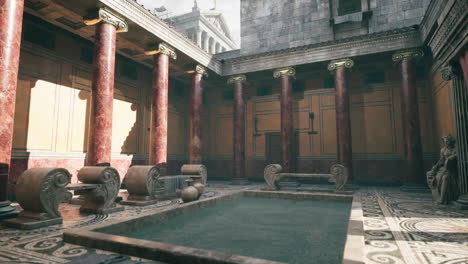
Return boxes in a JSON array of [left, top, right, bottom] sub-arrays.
[[63, 191, 364, 264]]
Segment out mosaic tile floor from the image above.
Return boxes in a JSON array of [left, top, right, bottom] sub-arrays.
[[1, 183, 468, 264]]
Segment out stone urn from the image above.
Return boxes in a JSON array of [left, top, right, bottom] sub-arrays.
[[181, 180, 199, 203], [193, 182, 205, 198]]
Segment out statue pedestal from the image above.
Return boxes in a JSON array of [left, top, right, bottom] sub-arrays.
[[455, 194, 468, 210], [400, 183, 429, 193]]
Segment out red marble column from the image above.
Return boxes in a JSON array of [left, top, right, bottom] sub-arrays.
[[274, 67, 295, 172], [229, 75, 247, 180], [328, 59, 354, 181], [460, 50, 468, 89], [148, 44, 176, 174], [189, 66, 207, 164], [0, 0, 24, 204], [393, 49, 424, 185], [86, 23, 117, 166], [149, 53, 169, 167]]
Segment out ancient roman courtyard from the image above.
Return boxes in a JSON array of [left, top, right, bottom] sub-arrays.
[[0, 0, 467, 263]]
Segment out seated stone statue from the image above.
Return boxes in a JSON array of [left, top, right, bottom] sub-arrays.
[[427, 135, 458, 204]]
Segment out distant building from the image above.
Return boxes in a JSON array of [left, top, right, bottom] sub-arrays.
[[168, 1, 237, 54]]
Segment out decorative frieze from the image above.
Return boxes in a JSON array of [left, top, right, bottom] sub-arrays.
[[392, 49, 424, 63], [273, 67, 295, 78], [83, 7, 128, 33], [327, 58, 354, 71], [227, 75, 247, 84]]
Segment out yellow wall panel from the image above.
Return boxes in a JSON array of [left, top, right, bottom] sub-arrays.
[[27, 79, 57, 151], [68, 89, 90, 153], [215, 117, 233, 155], [12, 76, 32, 150], [111, 99, 139, 154]]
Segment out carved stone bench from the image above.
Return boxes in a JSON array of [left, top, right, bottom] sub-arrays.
[[3, 168, 72, 229], [121, 164, 207, 204], [264, 164, 348, 192], [68, 166, 124, 214]]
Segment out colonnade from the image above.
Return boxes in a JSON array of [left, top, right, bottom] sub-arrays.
[[2, 1, 467, 218], [192, 28, 226, 54]]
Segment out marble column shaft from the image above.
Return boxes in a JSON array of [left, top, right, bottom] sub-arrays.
[[328, 58, 354, 181], [149, 53, 169, 167], [0, 0, 24, 200], [459, 50, 468, 89], [274, 68, 295, 173], [87, 23, 117, 166], [394, 50, 424, 184], [230, 76, 246, 179], [400, 59, 424, 184], [334, 67, 353, 179], [189, 67, 206, 164]]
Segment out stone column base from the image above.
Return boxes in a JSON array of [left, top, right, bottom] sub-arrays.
[[229, 178, 251, 185], [0, 201, 19, 220], [400, 183, 429, 193], [455, 194, 468, 209]]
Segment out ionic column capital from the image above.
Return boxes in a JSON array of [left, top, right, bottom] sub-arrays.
[[84, 8, 128, 33], [195, 65, 209, 78], [440, 64, 459, 81], [392, 49, 424, 63], [144, 43, 177, 60], [227, 75, 247, 84], [273, 67, 295, 78], [328, 58, 354, 71]]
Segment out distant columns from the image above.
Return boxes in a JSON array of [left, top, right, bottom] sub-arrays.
[[145, 43, 177, 174], [393, 49, 424, 185], [196, 30, 202, 47], [328, 58, 354, 181], [228, 75, 247, 181], [202, 35, 208, 52], [274, 67, 295, 172], [84, 8, 128, 166], [0, 0, 25, 217], [189, 65, 208, 164]]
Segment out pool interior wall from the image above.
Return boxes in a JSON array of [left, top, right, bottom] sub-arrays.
[[64, 191, 359, 264]]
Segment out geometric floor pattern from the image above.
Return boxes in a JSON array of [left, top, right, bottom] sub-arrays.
[[1, 183, 468, 263], [361, 187, 468, 264]]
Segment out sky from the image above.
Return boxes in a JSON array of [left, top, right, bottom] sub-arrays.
[[136, 0, 241, 47]]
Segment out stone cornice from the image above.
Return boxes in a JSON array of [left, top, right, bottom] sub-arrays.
[[100, 0, 222, 74], [83, 7, 128, 32], [222, 27, 421, 76], [426, 0, 468, 67], [227, 75, 247, 84], [392, 48, 424, 63], [273, 67, 296, 78], [327, 58, 354, 71]]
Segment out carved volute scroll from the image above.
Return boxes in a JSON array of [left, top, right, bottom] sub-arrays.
[[123, 165, 160, 199], [392, 48, 424, 63], [273, 67, 296, 79], [327, 58, 354, 71], [77, 166, 121, 213], [83, 7, 128, 33], [15, 168, 71, 219]]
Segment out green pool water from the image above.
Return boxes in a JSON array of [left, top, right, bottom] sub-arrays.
[[118, 197, 351, 264]]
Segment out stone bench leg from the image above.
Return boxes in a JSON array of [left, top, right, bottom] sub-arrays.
[[76, 166, 124, 214], [3, 168, 71, 229], [264, 164, 283, 190], [121, 165, 160, 206]]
